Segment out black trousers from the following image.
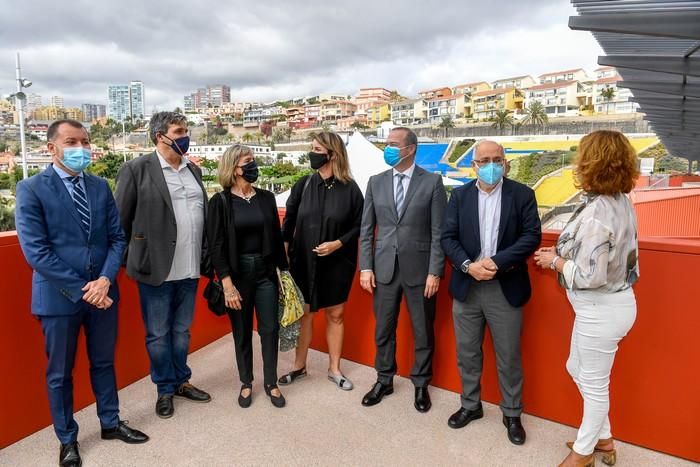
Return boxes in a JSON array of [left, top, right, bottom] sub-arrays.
[[373, 256, 436, 387], [227, 254, 279, 386]]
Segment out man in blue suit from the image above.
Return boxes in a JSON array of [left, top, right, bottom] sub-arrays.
[[15, 120, 149, 467], [440, 140, 541, 446]]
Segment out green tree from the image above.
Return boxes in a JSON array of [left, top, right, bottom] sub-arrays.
[[491, 110, 514, 135], [88, 152, 126, 180], [272, 128, 286, 143], [350, 121, 369, 130], [437, 115, 455, 137], [242, 132, 253, 143], [200, 158, 218, 186], [522, 101, 548, 134], [174, 106, 183, 114], [600, 86, 616, 114], [284, 127, 294, 142], [389, 90, 404, 102]]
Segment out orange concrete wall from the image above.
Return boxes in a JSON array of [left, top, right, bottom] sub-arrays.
[[1, 230, 699, 463]]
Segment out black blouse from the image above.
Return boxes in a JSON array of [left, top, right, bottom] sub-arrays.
[[207, 189, 288, 283], [230, 194, 264, 254]]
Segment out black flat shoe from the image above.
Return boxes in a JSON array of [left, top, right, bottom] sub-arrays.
[[264, 384, 286, 408], [503, 415, 526, 445], [414, 387, 432, 413], [278, 367, 306, 385], [59, 442, 81, 467], [238, 383, 252, 408], [101, 420, 149, 444], [361, 381, 394, 407], [156, 395, 174, 419], [447, 405, 484, 429]]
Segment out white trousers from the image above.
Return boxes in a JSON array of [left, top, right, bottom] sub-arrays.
[[566, 288, 637, 455]]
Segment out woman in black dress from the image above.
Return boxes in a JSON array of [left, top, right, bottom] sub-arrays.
[[278, 131, 364, 390], [207, 144, 288, 408]]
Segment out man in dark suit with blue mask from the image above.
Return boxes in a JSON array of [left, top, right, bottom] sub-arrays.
[[440, 140, 541, 446], [15, 120, 149, 467]]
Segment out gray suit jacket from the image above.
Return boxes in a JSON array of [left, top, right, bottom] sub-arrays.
[[114, 152, 209, 286], [359, 165, 447, 286]]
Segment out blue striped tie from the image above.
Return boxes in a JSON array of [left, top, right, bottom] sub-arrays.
[[70, 176, 90, 233], [395, 173, 405, 215]]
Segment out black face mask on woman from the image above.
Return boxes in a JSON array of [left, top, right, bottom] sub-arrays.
[[239, 160, 259, 183], [309, 151, 329, 170]]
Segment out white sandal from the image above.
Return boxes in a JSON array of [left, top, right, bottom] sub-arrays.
[[328, 372, 353, 391]]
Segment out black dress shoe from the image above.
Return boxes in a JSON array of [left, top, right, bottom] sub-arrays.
[[361, 382, 394, 407], [447, 405, 484, 429], [101, 421, 150, 444], [264, 384, 286, 408], [503, 415, 526, 445], [414, 387, 432, 413], [175, 382, 211, 403], [156, 395, 174, 419], [59, 442, 81, 467]]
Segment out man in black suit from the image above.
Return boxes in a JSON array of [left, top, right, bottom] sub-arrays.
[[440, 140, 541, 445], [115, 112, 211, 419]]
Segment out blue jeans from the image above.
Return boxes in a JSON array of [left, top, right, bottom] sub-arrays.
[[137, 278, 198, 396]]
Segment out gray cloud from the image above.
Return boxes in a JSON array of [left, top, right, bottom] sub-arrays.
[[0, 0, 602, 111]]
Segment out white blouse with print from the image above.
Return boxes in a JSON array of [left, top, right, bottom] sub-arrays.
[[556, 193, 640, 291]]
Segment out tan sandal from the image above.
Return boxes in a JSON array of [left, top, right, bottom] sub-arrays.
[[566, 440, 616, 466]]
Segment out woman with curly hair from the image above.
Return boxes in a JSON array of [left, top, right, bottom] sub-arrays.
[[534, 130, 640, 467]]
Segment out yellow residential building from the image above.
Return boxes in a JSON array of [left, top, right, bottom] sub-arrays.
[[366, 104, 390, 125], [471, 87, 524, 120]]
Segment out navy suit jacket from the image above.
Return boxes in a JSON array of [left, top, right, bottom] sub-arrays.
[[15, 165, 127, 316], [440, 178, 541, 308]]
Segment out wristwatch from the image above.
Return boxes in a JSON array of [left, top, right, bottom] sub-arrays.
[[460, 260, 472, 274]]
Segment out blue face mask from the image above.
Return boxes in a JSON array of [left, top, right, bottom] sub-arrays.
[[384, 146, 408, 167], [61, 147, 92, 172], [162, 134, 190, 155], [476, 162, 504, 185]]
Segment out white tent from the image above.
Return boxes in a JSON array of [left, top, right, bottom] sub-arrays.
[[276, 131, 462, 207]]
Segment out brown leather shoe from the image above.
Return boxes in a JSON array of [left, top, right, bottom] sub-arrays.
[[558, 450, 595, 467], [566, 438, 616, 466]]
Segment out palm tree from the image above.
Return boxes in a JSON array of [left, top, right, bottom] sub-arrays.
[[242, 132, 253, 143], [491, 110, 514, 135], [600, 86, 616, 114], [437, 115, 455, 138], [254, 131, 264, 144], [522, 101, 548, 134]]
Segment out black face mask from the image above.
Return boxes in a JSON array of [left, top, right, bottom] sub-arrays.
[[239, 160, 259, 183], [309, 151, 329, 170]]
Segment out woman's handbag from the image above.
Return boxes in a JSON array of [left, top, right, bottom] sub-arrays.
[[203, 279, 227, 316], [203, 191, 230, 317]]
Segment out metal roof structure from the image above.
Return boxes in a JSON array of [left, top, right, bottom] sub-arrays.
[[569, 0, 700, 170]]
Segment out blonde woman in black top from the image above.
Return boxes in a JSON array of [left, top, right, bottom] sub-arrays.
[[207, 144, 288, 408], [279, 132, 364, 390]]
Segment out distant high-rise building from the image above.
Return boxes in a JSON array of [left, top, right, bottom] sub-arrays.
[[206, 84, 231, 108], [130, 81, 146, 120], [50, 96, 64, 109], [184, 84, 231, 112], [26, 93, 43, 113], [81, 103, 107, 122], [108, 85, 130, 122], [108, 81, 146, 122]]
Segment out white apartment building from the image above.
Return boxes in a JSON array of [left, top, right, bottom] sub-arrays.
[[492, 75, 536, 89], [523, 80, 589, 117], [426, 94, 471, 123], [537, 68, 591, 84], [593, 67, 638, 114], [390, 99, 427, 125]]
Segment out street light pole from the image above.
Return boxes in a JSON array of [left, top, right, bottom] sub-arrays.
[[122, 120, 127, 162], [15, 52, 29, 179]]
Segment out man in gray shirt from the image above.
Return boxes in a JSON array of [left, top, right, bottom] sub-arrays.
[[115, 112, 211, 419]]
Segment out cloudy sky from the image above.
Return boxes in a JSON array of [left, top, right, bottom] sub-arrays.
[[0, 0, 602, 112]]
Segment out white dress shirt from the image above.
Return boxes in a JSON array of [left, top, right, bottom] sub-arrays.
[[476, 179, 503, 260], [157, 151, 205, 281], [393, 163, 415, 202]]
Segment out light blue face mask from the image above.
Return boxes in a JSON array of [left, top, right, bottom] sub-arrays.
[[62, 147, 92, 172], [476, 162, 504, 185], [384, 145, 409, 167]]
